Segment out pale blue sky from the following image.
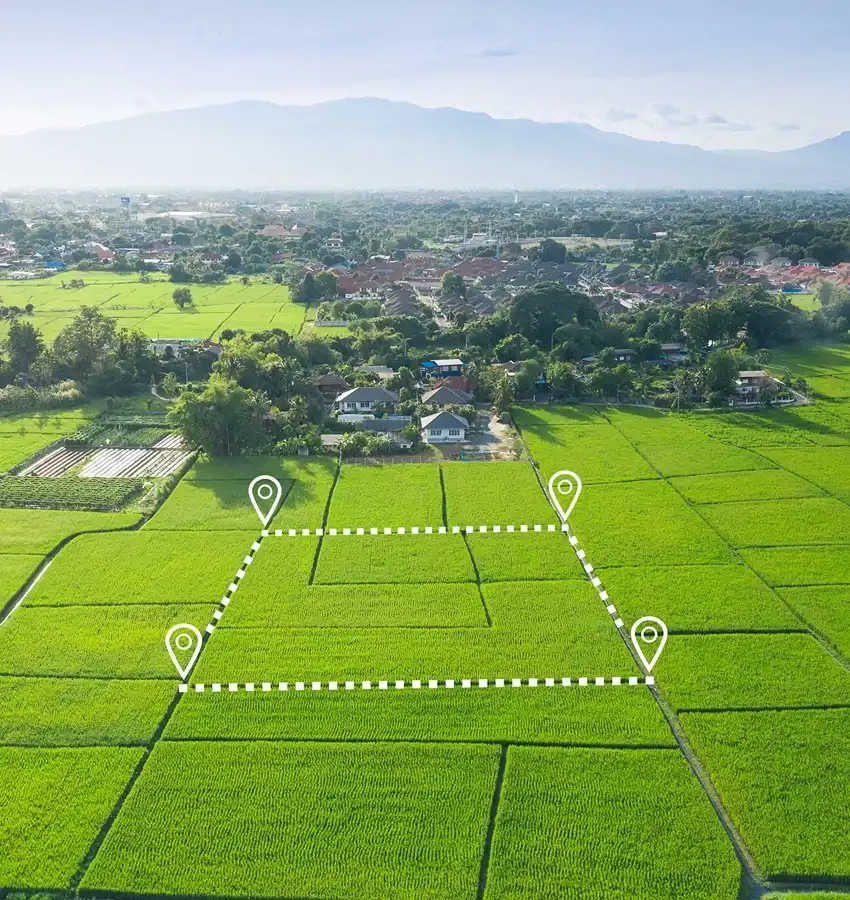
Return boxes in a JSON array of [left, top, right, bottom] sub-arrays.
[[3, 0, 848, 149]]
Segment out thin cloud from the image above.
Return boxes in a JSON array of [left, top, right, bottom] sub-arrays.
[[651, 103, 698, 127], [773, 122, 801, 132], [474, 47, 518, 58], [604, 107, 639, 123]]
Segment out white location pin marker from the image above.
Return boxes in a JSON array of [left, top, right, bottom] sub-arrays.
[[249, 475, 283, 527], [165, 623, 203, 681], [547, 470, 583, 522], [630, 616, 668, 673]]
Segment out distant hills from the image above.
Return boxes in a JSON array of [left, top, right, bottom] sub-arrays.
[[0, 98, 848, 190]]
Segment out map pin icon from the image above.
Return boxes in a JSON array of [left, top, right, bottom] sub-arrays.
[[166, 623, 202, 681], [630, 617, 668, 673], [249, 475, 283, 527], [547, 470, 583, 522]]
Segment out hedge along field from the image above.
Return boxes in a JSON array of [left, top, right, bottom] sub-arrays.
[[778, 586, 850, 659], [699, 497, 850, 547], [761, 446, 850, 501], [0, 603, 213, 678], [0, 508, 141, 554], [0, 746, 143, 889], [314, 533, 476, 585], [669, 469, 823, 504], [512, 404, 609, 427], [521, 424, 658, 484], [605, 407, 773, 476], [193, 578, 638, 685], [657, 633, 850, 711], [442, 461, 557, 524], [568, 480, 735, 567], [24, 531, 258, 606], [484, 747, 740, 900], [0, 677, 174, 746], [741, 546, 850, 586], [600, 565, 802, 633], [82, 741, 500, 900], [165, 684, 674, 746], [328, 464, 444, 529], [680, 709, 850, 880]]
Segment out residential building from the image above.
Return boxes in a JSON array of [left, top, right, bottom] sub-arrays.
[[717, 254, 741, 267], [420, 358, 465, 379], [357, 417, 413, 449], [334, 386, 399, 413], [421, 411, 468, 444], [613, 349, 636, 363], [798, 257, 820, 268], [314, 373, 350, 400], [421, 385, 473, 407], [735, 370, 774, 397]]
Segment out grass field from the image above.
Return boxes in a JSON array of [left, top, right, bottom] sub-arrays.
[[4, 343, 850, 896], [0, 275, 310, 340]]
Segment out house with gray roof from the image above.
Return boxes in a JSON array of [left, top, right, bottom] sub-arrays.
[[357, 417, 413, 449], [421, 411, 468, 444], [335, 386, 399, 413], [421, 385, 473, 407]]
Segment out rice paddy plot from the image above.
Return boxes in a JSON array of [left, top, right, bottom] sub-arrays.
[[778, 586, 850, 659], [193, 579, 637, 684], [0, 746, 143, 889], [81, 741, 499, 900], [0, 508, 141, 554], [606, 408, 773, 476], [0, 677, 174, 746], [484, 746, 740, 900], [569, 480, 735, 567], [141, 310, 232, 339], [0, 553, 42, 609], [682, 410, 820, 448], [165, 684, 674, 746], [328, 464, 444, 528], [741, 545, 850, 586], [512, 404, 609, 427], [467, 532, 586, 582], [658, 633, 850, 711], [24, 530, 260, 606], [699, 497, 850, 547], [0, 603, 214, 678], [522, 424, 658, 484], [680, 708, 850, 880], [600, 565, 801, 632], [760, 446, 850, 501], [0, 431, 59, 471], [669, 469, 822, 504], [805, 375, 850, 399], [314, 533, 477, 585], [442, 460, 557, 523], [224, 581, 488, 629], [770, 343, 850, 378]]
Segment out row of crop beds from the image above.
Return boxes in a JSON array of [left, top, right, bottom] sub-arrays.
[[79, 448, 192, 478], [0, 476, 144, 510]]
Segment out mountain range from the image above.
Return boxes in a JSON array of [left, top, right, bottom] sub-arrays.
[[0, 98, 848, 190]]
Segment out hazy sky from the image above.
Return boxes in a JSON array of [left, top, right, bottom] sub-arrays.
[[3, 0, 848, 149]]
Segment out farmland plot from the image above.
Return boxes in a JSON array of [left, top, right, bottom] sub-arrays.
[[778, 586, 850, 658], [0, 746, 143, 889], [0, 508, 141, 554], [512, 404, 609, 427], [741, 545, 850, 586], [669, 469, 822, 504], [681, 709, 850, 879], [82, 741, 499, 900], [0, 676, 173, 745], [484, 747, 740, 900], [600, 565, 801, 632], [658, 633, 850, 711], [24, 531, 260, 606], [0, 475, 144, 510], [522, 424, 658, 484], [468, 531, 587, 582], [442, 460, 559, 523], [0, 553, 42, 608], [0, 432, 62, 471], [0, 603, 213, 678], [761, 446, 850, 501], [699, 497, 850, 547], [329, 464, 444, 528]]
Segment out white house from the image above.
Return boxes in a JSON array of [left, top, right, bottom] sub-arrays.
[[334, 386, 398, 413], [421, 411, 468, 444], [735, 370, 775, 398]]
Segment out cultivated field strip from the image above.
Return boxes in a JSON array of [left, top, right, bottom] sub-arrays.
[[80, 448, 192, 477], [18, 446, 87, 477]]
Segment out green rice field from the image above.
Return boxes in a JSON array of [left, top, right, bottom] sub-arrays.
[[2, 342, 850, 897]]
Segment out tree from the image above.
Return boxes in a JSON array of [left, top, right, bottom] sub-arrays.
[[315, 271, 340, 299], [172, 287, 193, 308], [441, 271, 466, 299], [6, 320, 43, 372], [491, 372, 515, 416], [533, 239, 567, 264], [682, 302, 733, 353], [172, 231, 192, 247], [295, 273, 322, 303], [548, 361, 582, 400], [508, 282, 597, 349], [701, 348, 740, 398], [53, 307, 119, 381], [167, 376, 269, 456]]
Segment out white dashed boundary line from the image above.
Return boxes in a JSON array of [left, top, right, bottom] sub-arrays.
[[181, 675, 655, 693], [190, 519, 629, 688]]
